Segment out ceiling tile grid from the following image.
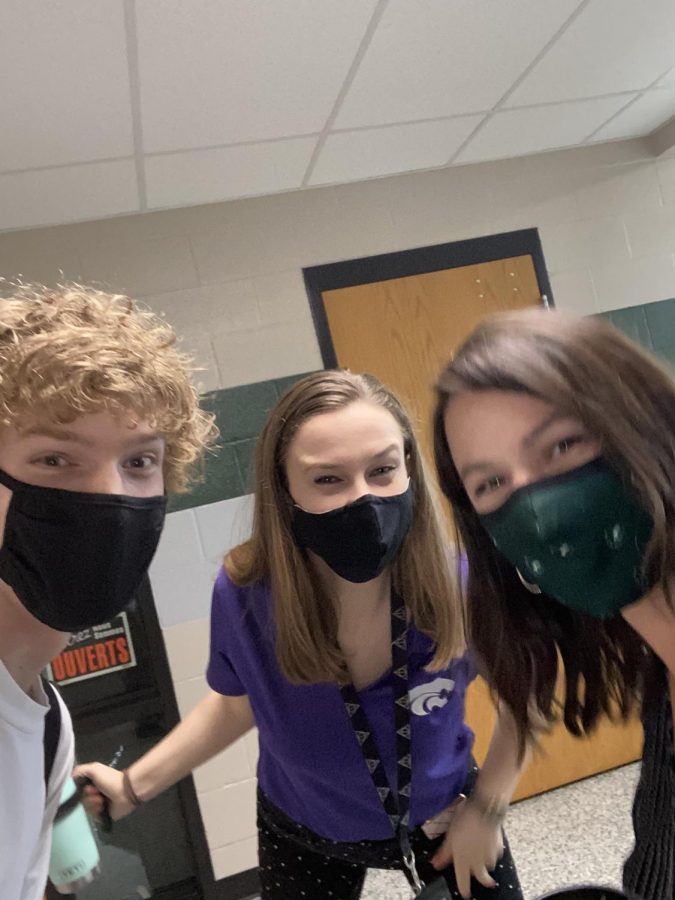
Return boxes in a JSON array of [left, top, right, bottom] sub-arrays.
[[145, 137, 318, 208], [0, 161, 139, 232], [308, 116, 483, 185], [590, 87, 675, 143], [455, 95, 635, 164], [0, 0, 133, 173], [3, 0, 675, 230], [332, 0, 581, 128], [135, 0, 379, 152], [505, 0, 675, 106]]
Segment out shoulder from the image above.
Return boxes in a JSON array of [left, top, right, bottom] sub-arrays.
[[214, 565, 240, 601], [18, 690, 75, 899], [452, 649, 478, 684], [213, 567, 271, 605], [45, 689, 75, 816], [211, 567, 273, 631]]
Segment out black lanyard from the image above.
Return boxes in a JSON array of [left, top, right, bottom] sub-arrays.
[[340, 592, 426, 893]]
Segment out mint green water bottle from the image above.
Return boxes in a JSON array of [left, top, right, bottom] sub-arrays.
[[48, 778, 101, 893]]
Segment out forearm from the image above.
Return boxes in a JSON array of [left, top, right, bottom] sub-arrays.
[[431, 703, 528, 882], [472, 703, 529, 808], [129, 689, 255, 801]]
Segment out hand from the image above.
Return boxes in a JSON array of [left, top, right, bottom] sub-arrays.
[[72, 762, 135, 821], [431, 800, 503, 899]]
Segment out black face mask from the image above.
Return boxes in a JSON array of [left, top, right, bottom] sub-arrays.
[[291, 483, 413, 583], [0, 468, 166, 632]]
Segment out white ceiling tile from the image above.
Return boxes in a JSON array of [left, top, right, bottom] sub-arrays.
[[658, 66, 675, 87], [507, 0, 675, 106], [334, 0, 580, 129], [308, 117, 482, 185], [455, 95, 631, 164], [0, 161, 139, 231], [0, 0, 133, 172], [591, 88, 675, 141], [137, 0, 378, 153], [145, 137, 317, 208]]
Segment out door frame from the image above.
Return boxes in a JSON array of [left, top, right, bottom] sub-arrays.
[[303, 227, 553, 368], [136, 577, 261, 899]]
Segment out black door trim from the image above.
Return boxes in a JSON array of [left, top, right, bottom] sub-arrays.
[[135, 576, 217, 899], [139, 578, 262, 899], [303, 227, 553, 368]]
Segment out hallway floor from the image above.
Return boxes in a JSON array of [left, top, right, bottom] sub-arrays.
[[358, 763, 639, 899]]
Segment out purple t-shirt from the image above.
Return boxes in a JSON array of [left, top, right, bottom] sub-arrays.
[[207, 568, 476, 842]]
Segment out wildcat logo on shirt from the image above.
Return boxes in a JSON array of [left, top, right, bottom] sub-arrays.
[[409, 677, 455, 716]]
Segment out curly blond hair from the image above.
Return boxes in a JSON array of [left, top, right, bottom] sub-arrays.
[[0, 282, 217, 492]]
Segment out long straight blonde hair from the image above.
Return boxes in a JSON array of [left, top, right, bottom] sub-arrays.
[[227, 370, 464, 684]]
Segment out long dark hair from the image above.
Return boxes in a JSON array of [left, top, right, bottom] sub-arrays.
[[433, 309, 675, 752]]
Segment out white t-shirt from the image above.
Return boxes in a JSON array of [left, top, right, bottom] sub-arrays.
[[0, 659, 74, 900]]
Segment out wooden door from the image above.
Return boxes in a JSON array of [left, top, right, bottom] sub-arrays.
[[321, 254, 643, 800]]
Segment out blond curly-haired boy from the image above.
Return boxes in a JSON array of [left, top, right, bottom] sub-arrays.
[[0, 283, 215, 900]]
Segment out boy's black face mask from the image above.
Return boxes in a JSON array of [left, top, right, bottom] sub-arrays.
[[0, 467, 166, 632]]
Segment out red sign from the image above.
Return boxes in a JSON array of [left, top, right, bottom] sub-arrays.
[[47, 612, 137, 686]]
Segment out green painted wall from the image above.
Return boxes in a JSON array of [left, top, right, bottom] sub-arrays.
[[172, 296, 675, 513], [597, 297, 675, 370], [169, 372, 315, 512]]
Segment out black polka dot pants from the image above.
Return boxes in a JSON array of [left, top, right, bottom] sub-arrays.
[[257, 804, 523, 900], [258, 826, 366, 900]]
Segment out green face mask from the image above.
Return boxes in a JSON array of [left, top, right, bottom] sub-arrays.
[[479, 458, 653, 619]]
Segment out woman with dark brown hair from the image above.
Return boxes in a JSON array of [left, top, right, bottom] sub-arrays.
[[433, 308, 675, 900], [79, 369, 526, 900]]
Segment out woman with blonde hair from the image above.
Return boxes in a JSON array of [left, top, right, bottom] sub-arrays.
[[434, 308, 674, 900], [79, 369, 527, 899]]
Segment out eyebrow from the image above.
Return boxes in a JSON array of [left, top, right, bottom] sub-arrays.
[[459, 413, 570, 480], [21, 426, 163, 447], [302, 443, 401, 471], [521, 412, 567, 448], [459, 460, 494, 480]]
